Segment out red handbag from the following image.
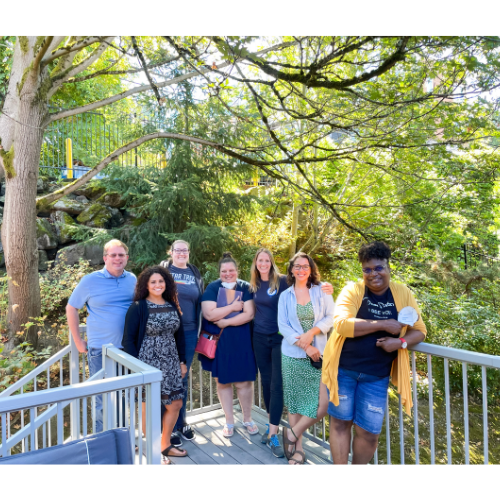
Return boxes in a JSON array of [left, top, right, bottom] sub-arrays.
[[195, 329, 224, 359]]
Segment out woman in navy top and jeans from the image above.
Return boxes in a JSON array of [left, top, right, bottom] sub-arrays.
[[250, 248, 333, 458]]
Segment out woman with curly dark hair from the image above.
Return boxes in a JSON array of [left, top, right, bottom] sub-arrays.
[[277, 252, 335, 464], [123, 265, 188, 464]]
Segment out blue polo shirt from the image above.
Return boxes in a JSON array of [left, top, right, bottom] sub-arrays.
[[68, 267, 137, 349]]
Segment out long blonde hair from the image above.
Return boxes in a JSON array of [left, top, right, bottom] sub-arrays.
[[249, 248, 282, 293]]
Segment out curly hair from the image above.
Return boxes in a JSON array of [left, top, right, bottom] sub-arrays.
[[134, 266, 181, 313], [286, 252, 321, 288], [358, 241, 391, 264]]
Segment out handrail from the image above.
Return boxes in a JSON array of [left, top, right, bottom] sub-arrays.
[[409, 342, 500, 369], [0, 372, 150, 414], [0, 345, 71, 398]]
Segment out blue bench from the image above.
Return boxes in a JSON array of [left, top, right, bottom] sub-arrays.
[[0, 428, 133, 465]]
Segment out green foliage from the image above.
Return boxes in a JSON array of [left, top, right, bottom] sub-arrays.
[[0, 342, 52, 392], [419, 288, 500, 402]]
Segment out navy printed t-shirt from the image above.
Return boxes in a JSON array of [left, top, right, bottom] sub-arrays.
[[253, 275, 290, 334], [339, 287, 398, 377], [169, 265, 201, 331]]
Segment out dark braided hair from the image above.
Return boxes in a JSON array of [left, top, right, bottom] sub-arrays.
[[134, 266, 182, 313]]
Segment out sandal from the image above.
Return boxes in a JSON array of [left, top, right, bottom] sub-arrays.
[[282, 427, 297, 460], [222, 423, 234, 438], [161, 455, 172, 465], [162, 444, 188, 458], [289, 450, 306, 465], [243, 421, 259, 435]]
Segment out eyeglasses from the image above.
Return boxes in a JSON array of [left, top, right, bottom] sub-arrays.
[[105, 253, 128, 258], [173, 249, 189, 254], [362, 264, 387, 275], [293, 265, 310, 271]]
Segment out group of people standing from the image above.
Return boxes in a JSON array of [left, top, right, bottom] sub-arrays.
[[67, 238, 427, 465]]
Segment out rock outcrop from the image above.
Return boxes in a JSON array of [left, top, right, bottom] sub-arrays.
[[36, 218, 58, 250], [77, 204, 113, 228], [55, 243, 104, 267]]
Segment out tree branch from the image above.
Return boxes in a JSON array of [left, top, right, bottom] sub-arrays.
[[48, 40, 298, 123]]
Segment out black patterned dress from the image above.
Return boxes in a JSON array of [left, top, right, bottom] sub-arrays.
[[138, 301, 185, 405]]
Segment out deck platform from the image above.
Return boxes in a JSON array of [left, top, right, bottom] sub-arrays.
[[164, 407, 332, 465]]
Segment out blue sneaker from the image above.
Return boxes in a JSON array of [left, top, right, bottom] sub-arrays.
[[267, 433, 285, 458], [261, 423, 269, 444]]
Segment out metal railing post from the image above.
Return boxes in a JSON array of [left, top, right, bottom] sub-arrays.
[[69, 334, 81, 440], [102, 345, 117, 431], [145, 381, 161, 465]]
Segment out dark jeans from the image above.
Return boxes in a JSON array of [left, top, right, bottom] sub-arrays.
[[252, 331, 284, 427], [175, 329, 199, 430]]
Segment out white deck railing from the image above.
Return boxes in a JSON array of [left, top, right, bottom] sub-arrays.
[[2, 328, 500, 464], [0, 332, 162, 464]]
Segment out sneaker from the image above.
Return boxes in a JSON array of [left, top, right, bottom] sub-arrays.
[[261, 423, 270, 444], [170, 432, 182, 447], [178, 424, 195, 441], [267, 433, 285, 458]]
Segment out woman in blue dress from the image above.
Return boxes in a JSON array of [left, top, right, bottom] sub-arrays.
[[199, 252, 258, 438]]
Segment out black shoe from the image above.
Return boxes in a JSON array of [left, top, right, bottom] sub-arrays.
[[178, 424, 195, 441], [170, 432, 182, 447]]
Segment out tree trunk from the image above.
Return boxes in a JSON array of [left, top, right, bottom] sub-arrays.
[[0, 39, 47, 351]]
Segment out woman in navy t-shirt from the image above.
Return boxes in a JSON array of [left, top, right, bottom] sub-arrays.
[[199, 252, 258, 438], [249, 248, 334, 458]]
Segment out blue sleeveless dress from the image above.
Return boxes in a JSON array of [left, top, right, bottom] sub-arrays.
[[199, 279, 257, 384]]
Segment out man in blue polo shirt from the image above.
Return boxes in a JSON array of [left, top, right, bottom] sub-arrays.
[[66, 239, 137, 432]]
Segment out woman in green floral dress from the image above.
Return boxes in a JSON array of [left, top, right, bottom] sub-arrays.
[[277, 252, 335, 464]]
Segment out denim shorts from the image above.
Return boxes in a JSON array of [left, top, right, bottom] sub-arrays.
[[327, 367, 390, 435]]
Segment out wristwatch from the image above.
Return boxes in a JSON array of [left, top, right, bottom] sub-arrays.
[[400, 338, 408, 349]]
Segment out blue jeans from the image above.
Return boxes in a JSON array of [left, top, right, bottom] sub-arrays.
[[87, 347, 104, 433], [175, 329, 199, 430], [327, 367, 390, 435]]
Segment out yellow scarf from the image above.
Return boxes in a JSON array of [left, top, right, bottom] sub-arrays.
[[322, 280, 427, 415]]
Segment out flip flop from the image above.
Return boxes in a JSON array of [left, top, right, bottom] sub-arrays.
[[161, 455, 172, 465], [162, 444, 188, 457], [289, 450, 306, 465], [243, 421, 259, 435], [222, 423, 234, 438], [282, 427, 296, 460]]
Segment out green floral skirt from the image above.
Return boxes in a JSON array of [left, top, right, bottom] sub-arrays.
[[282, 354, 321, 418]]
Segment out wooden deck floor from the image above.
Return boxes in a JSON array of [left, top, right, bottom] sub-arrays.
[[166, 407, 332, 465]]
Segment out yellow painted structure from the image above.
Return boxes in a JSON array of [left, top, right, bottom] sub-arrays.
[[66, 138, 73, 179]]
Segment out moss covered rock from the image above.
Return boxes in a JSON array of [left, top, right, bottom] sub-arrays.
[[96, 192, 126, 209], [36, 218, 58, 250], [38, 250, 49, 271], [74, 183, 106, 200], [51, 196, 87, 215], [77, 203, 112, 228], [50, 210, 77, 244]]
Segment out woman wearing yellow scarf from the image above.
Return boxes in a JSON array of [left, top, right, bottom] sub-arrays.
[[322, 241, 426, 464]]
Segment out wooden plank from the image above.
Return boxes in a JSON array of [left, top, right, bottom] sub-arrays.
[[248, 409, 332, 460], [186, 408, 226, 426], [207, 416, 285, 465], [196, 419, 262, 464], [186, 421, 241, 464], [169, 435, 218, 465], [242, 410, 331, 465]]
